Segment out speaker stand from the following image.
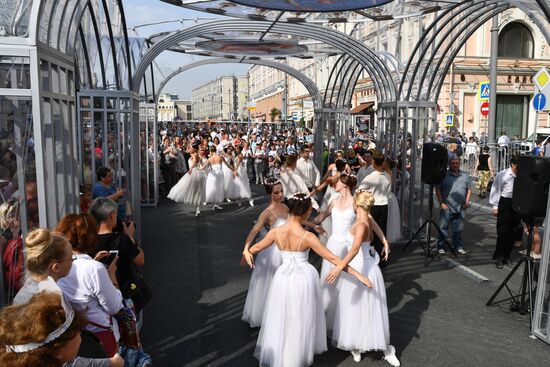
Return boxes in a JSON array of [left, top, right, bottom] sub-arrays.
[[403, 184, 457, 267], [486, 226, 536, 327]]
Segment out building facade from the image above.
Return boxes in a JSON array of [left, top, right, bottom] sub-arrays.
[[191, 75, 249, 121], [157, 93, 177, 123]]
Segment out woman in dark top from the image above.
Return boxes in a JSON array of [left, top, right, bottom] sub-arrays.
[[477, 145, 494, 198]]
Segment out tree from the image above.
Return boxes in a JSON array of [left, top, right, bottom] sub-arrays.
[[269, 108, 281, 122]]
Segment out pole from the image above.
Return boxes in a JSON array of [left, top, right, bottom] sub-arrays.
[[488, 15, 499, 145]]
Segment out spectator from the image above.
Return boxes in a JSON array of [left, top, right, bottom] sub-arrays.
[[464, 137, 479, 176], [92, 167, 126, 222], [296, 144, 320, 192], [356, 150, 374, 184], [435, 156, 471, 255], [89, 198, 144, 300], [489, 155, 521, 269], [476, 145, 494, 198]]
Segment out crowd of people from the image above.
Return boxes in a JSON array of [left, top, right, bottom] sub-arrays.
[[0, 166, 152, 366]]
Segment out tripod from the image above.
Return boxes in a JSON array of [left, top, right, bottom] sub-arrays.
[[403, 183, 457, 267], [486, 226, 536, 324]]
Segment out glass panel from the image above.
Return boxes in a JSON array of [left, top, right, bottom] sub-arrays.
[[68, 71, 74, 97], [80, 96, 91, 109], [80, 111, 93, 186], [93, 111, 104, 173], [0, 57, 30, 89], [50, 64, 59, 94], [120, 98, 130, 110], [93, 97, 104, 109], [0, 96, 38, 302], [0, 0, 33, 38], [59, 68, 67, 96], [40, 60, 50, 91], [107, 97, 116, 110]]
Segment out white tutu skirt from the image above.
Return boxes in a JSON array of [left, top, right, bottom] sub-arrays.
[[167, 169, 205, 207], [205, 166, 225, 204], [222, 163, 233, 194], [228, 164, 252, 199], [387, 193, 402, 242], [320, 234, 348, 332], [319, 187, 339, 245], [331, 245, 390, 352], [242, 243, 282, 327], [255, 251, 327, 367]]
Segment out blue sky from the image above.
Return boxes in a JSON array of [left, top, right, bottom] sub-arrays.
[[123, 0, 249, 100]]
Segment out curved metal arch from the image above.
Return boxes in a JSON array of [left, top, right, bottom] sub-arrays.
[[431, 5, 510, 101], [323, 55, 348, 106], [133, 20, 396, 102], [327, 56, 356, 107], [415, 1, 504, 100], [157, 58, 323, 109]]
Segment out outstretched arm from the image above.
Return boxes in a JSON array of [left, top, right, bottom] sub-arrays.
[[245, 229, 278, 269], [325, 223, 365, 283], [301, 220, 327, 236], [313, 200, 334, 224], [307, 233, 372, 288], [241, 210, 271, 266]]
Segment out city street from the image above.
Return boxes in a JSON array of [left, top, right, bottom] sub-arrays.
[[140, 186, 550, 367]]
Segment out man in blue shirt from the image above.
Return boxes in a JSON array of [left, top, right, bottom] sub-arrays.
[[435, 156, 472, 255], [92, 166, 126, 220]]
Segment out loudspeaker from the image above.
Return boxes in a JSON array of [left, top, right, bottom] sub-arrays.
[[421, 143, 448, 184], [513, 156, 550, 217]]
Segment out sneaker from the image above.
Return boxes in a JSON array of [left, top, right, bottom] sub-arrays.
[[457, 248, 467, 255], [531, 251, 542, 260], [213, 204, 223, 210], [226, 198, 232, 202], [383, 345, 401, 367], [438, 249, 446, 255], [350, 350, 361, 363], [518, 249, 527, 255], [249, 199, 255, 207], [195, 209, 201, 217]]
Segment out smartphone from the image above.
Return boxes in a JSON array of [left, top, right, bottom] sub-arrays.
[[99, 250, 119, 266]]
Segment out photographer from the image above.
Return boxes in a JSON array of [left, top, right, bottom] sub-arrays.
[[435, 156, 472, 255], [92, 167, 126, 223]]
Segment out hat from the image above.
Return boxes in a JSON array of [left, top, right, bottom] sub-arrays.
[[94, 147, 102, 154]]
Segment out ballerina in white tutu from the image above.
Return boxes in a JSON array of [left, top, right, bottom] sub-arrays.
[[205, 146, 235, 211], [310, 159, 349, 244], [325, 190, 400, 365], [244, 194, 372, 367], [167, 143, 207, 216], [221, 146, 236, 201], [383, 157, 402, 242], [227, 145, 254, 207], [313, 173, 358, 332], [241, 178, 286, 327]]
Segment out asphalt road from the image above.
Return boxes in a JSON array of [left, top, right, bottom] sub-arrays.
[[140, 185, 550, 366]]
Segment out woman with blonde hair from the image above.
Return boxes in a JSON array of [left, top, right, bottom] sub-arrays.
[[13, 228, 74, 304], [325, 190, 400, 366]]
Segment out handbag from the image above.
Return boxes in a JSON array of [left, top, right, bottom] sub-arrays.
[[487, 177, 494, 193], [115, 302, 140, 350], [89, 320, 118, 357], [112, 235, 153, 313]]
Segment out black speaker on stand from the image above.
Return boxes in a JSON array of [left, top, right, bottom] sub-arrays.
[[404, 143, 457, 266], [487, 156, 550, 326]]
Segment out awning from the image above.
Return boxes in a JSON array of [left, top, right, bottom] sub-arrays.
[[350, 102, 374, 114]]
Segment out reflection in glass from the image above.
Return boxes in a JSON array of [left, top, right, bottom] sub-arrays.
[[0, 57, 31, 89]]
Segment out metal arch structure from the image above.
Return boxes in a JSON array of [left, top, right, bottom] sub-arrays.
[[156, 58, 322, 108], [132, 20, 397, 103]]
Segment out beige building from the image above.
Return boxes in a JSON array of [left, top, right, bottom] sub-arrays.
[[191, 76, 249, 121], [249, 9, 550, 140], [157, 93, 177, 123]]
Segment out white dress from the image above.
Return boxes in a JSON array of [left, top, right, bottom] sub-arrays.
[[320, 205, 356, 332], [242, 217, 286, 327], [205, 163, 225, 204], [319, 169, 340, 245], [222, 156, 234, 196], [386, 192, 402, 242], [167, 158, 206, 207], [331, 232, 390, 352], [228, 160, 252, 200], [254, 236, 327, 367]]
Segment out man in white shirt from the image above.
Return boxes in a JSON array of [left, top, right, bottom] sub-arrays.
[[357, 150, 375, 184], [279, 154, 318, 210], [358, 151, 392, 264], [296, 144, 320, 191], [497, 131, 510, 148], [489, 155, 521, 269]]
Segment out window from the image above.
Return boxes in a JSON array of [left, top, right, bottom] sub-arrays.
[[498, 22, 534, 59]]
